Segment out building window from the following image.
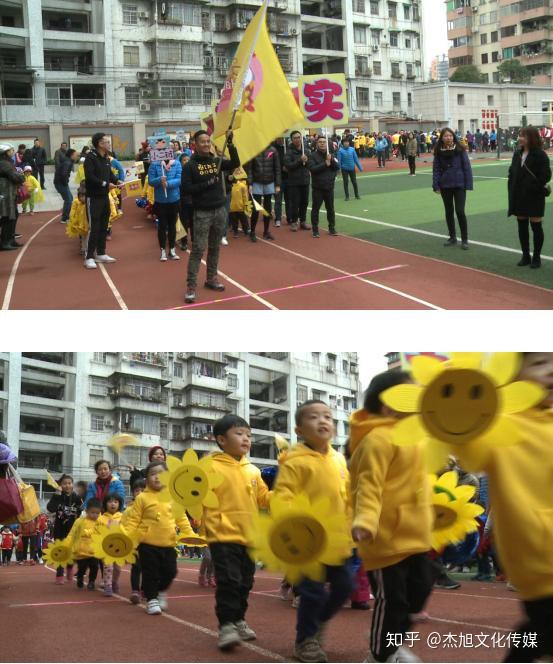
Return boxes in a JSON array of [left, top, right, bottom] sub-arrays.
[[373, 60, 382, 75], [480, 33, 487, 45], [123, 45, 139, 67], [405, 37, 411, 48], [370, 29, 380, 47], [124, 86, 139, 106], [388, 2, 397, 18], [122, 4, 138, 25], [160, 421, 168, 439], [89, 448, 104, 466], [390, 31, 398, 46], [89, 377, 108, 396], [391, 61, 400, 77], [412, 3, 419, 20], [374, 90, 383, 106], [227, 374, 238, 389], [491, 51, 499, 63], [353, 0, 365, 12], [171, 424, 182, 440], [312, 389, 325, 401], [342, 359, 349, 373], [403, 3, 410, 19], [519, 91, 527, 107], [311, 352, 320, 364], [182, 42, 203, 66], [355, 55, 369, 74], [490, 30, 498, 42], [157, 43, 182, 64], [393, 91, 401, 108], [214, 13, 226, 30], [501, 25, 516, 38], [370, 0, 379, 14], [354, 25, 367, 44], [173, 362, 183, 378], [90, 414, 105, 432], [297, 384, 308, 402], [487, 94, 494, 106], [406, 62, 413, 77], [481, 53, 488, 64], [93, 352, 107, 363], [407, 92, 412, 106], [492, 71, 499, 83], [457, 94, 465, 105]]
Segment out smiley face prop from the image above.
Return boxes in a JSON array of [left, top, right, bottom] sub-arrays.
[[380, 353, 546, 471], [91, 525, 138, 566], [43, 539, 74, 568], [249, 494, 351, 585], [158, 449, 224, 521]]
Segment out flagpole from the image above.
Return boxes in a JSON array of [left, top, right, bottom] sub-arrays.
[[161, 160, 167, 198], [301, 132, 305, 156]]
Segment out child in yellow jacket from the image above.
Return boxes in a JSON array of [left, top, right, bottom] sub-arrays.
[[65, 497, 102, 590], [453, 352, 553, 663], [22, 166, 44, 214], [122, 460, 196, 616], [229, 168, 250, 238], [202, 414, 270, 651], [98, 493, 123, 597], [272, 400, 353, 664], [66, 185, 88, 255], [349, 370, 433, 664], [121, 477, 145, 604]]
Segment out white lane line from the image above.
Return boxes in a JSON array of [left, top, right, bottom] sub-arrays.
[[259, 238, 443, 310], [97, 263, 129, 310], [354, 158, 516, 180], [434, 590, 518, 603], [330, 209, 553, 262], [2, 213, 60, 310], [429, 616, 510, 633], [472, 175, 508, 180]]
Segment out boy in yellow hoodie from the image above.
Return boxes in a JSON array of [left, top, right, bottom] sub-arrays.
[[65, 497, 102, 590], [121, 478, 145, 605], [453, 353, 553, 663], [349, 371, 433, 664], [122, 460, 196, 616], [272, 400, 353, 664], [229, 167, 250, 238], [202, 414, 270, 651]]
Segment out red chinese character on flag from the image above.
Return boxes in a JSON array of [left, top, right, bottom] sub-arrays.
[[303, 78, 344, 123]]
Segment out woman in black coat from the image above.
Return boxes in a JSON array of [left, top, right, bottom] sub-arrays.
[[508, 126, 551, 269]]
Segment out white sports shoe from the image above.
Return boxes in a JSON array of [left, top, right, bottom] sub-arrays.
[[160, 249, 167, 261], [84, 258, 97, 269], [221, 237, 229, 246], [169, 249, 180, 260], [158, 591, 168, 610], [146, 599, 162, 615], [95, 254, 117, 263]]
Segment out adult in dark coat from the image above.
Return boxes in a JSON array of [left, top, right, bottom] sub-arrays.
[[508, 126, 552, 269], [31, 139, 47, 188], [54, 148, 77, 223], [246, 146, 281, 241], [283, 131, 311, 232], [0, 144, 25, 251], [127, 445, 167, 487], [307, 136, 340, 238]]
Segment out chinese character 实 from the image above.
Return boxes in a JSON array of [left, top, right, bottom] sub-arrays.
[[303, 79, 344, 123]]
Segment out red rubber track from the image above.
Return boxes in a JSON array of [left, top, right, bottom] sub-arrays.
[[2, 562, 525, 662], [2, 200, 552, 310]]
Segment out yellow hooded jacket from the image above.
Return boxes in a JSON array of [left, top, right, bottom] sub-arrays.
[[122, 487, 195, 547], [457, 409, 553, 601], [230, 180, 249, 214], [97, 511, 122, 528], [272, 442, 352, 558], [65, 516, 100, 559], [201, 451, 270, 546], [349, 410, 432, 571]]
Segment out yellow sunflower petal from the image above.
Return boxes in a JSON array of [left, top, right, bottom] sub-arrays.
[[410, 355, 446, 386], [483, 352, 521, 387], [391, 414, 427, 446], [182, 448, 200, 465], [432, 491, 450, 505], [381, 384, 423, 413], [499, 381, 547, 414], [449, 353, 485, 369], [166, 455, 181, 471], [202, 490, 219, 509], [425, 437, 451, 473], [454, 485, 476, 502], [482, 416, 522, 447], [436, 470, 458, 492]]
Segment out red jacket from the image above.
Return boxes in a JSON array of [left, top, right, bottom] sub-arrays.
[[19, 518, 38, 536], [1, 532, 14, 549]]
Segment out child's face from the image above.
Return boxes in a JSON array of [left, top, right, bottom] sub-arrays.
[[132, 486, 144, 498], [218, 426, 252, 458], [146, 465, 164, 491], [60, 477, 73, 494], [106, 498, 119, 514], [87, 507, 101, 521], [519, 353, 553, 408], [296, 403, 335, 449]]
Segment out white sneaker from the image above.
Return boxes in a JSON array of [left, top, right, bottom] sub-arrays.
[[160, 249, 167, 261], [84, 258, 97, 269], [221, 237, 229, 246], [235, 620, 256, 641], [169, 249, 180, 260], [275, 219, 281, 227], [146, 599, 162, 615], [387, 647, 421, 663], [158, 591, 168, 611], [95, 254, 116, 263], [218, 622, 241, 650]]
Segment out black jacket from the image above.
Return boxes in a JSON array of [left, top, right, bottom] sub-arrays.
[[273, 143, 287, 181], [84, 148, 118, 198], [181, 144, 240, 210], [31, 146, 47, 166], [283, 145, 310, 186], [46, 491, 83, 539], [53, 155, 74, 187], [508, 149, 552, 218], [22, 149, 36, 170], [308, 149, 340, 190], [246, 148, 281, 186]]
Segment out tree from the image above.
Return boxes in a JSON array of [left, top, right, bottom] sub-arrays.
[[497, 58, 532, 84], [449, 65, 487, 83]]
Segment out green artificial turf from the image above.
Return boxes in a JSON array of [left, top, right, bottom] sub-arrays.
[[319, 158, 553, 290]]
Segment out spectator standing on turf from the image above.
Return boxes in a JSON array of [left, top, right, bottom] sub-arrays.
[[283, 131, 311, 232], [432, 127, 473, 250], [246, 146, 281, 242], [148, 153, 182, 262], [375, 133, 388, 168], [54, 142, 68, 168], [0, 144, 25, 251], [84, 459, 125, 509], [308, 136, 340, 238], [337, 138, 362, 200], [475, 129, 483, 152], [182, 129, 239, 304], [83, 132, 120, 269], [406, 133, 418, 176], [54, 148, 77, 224], [508, 126, 551, 270], [30, 139, 47, 188], [490, 129, 497, 152]]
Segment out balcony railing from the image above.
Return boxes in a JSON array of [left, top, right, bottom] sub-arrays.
[[46, 98, 105, 107], [0, 97, 34, 106]]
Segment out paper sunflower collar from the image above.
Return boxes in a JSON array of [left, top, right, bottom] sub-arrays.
[[381, 352, 546, 471], [91, 524, 138, 566], [430, 471, 484, 551], [43, 539, 74, 568]]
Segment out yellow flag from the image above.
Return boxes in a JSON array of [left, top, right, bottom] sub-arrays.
[[108, 433, 138, 455], [212, 0, 304, 165], [45, 470, 60, 490]]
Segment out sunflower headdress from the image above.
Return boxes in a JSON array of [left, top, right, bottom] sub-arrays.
[[381, 352, 546, 470], [43, 539, 74, 568], [249, 493, 350, 585], [91, 524, 139, 566], [431, 471, 484, 551]]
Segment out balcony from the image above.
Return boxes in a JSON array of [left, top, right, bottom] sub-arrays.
[[502, 29, 551, 48], [391, 72, 404, 78]]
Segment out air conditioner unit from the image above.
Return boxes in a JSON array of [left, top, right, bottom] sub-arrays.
[[372, 45, 379, 52], [138, 11, 149, 19], [140, 102, 151, 111], [290, 28, 297, 35], [326, 366, 335, 373], [140, 88, 151, 98], [137, 71, 154, 81], [104, 420, 114, 427]]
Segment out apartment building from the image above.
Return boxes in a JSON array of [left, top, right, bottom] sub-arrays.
[[446, 0, 553, 85], [0, 352, 361, 501], [430, 54, 450, 80], [0, 0, 424, 152]]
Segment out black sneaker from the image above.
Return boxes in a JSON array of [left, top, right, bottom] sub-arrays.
[[77, 578, 84, 589], [250, 234, 257, 242], [461, 242, 469, 250], [312, 231, 320, 238], [87, 582, 95, 591], [530, 257, 541, 269], [263, 232, 275, 241], [434, 578, 461, 590], [329, 230, 338, 236], [355, 195, 361, 200], [517, 254, 531, 266], [443, 238, 457, 246]]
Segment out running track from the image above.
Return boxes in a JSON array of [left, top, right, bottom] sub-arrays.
[[2, 201, 552, 310], [2, 562, 525, 662]]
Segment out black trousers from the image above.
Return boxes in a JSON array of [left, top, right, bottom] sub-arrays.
[[251, 195, 272, 236], [138, 543, 177, 601], [407, 155, 416, 175], [210, 542, 255, 626], [22, 535, 37, 561], [0, 216, 16, 248], [37, 165, 45, 188], [342, 170, 359, 198], [441, 188, 468, 242], [229, 211, 250, 234], [367, 553, 433, 662], [85, 196, 111, 260], [517, 218, 544, 260], [311, 187, 335, 233], [130, 560, 142, 592], [504, 596, 553, 662], [287, 184, 309, 224], [2, 549, 12, 564], [179, 202, 194, 241], [76, 557, 99, 583], [156, 200, 179, 250]]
